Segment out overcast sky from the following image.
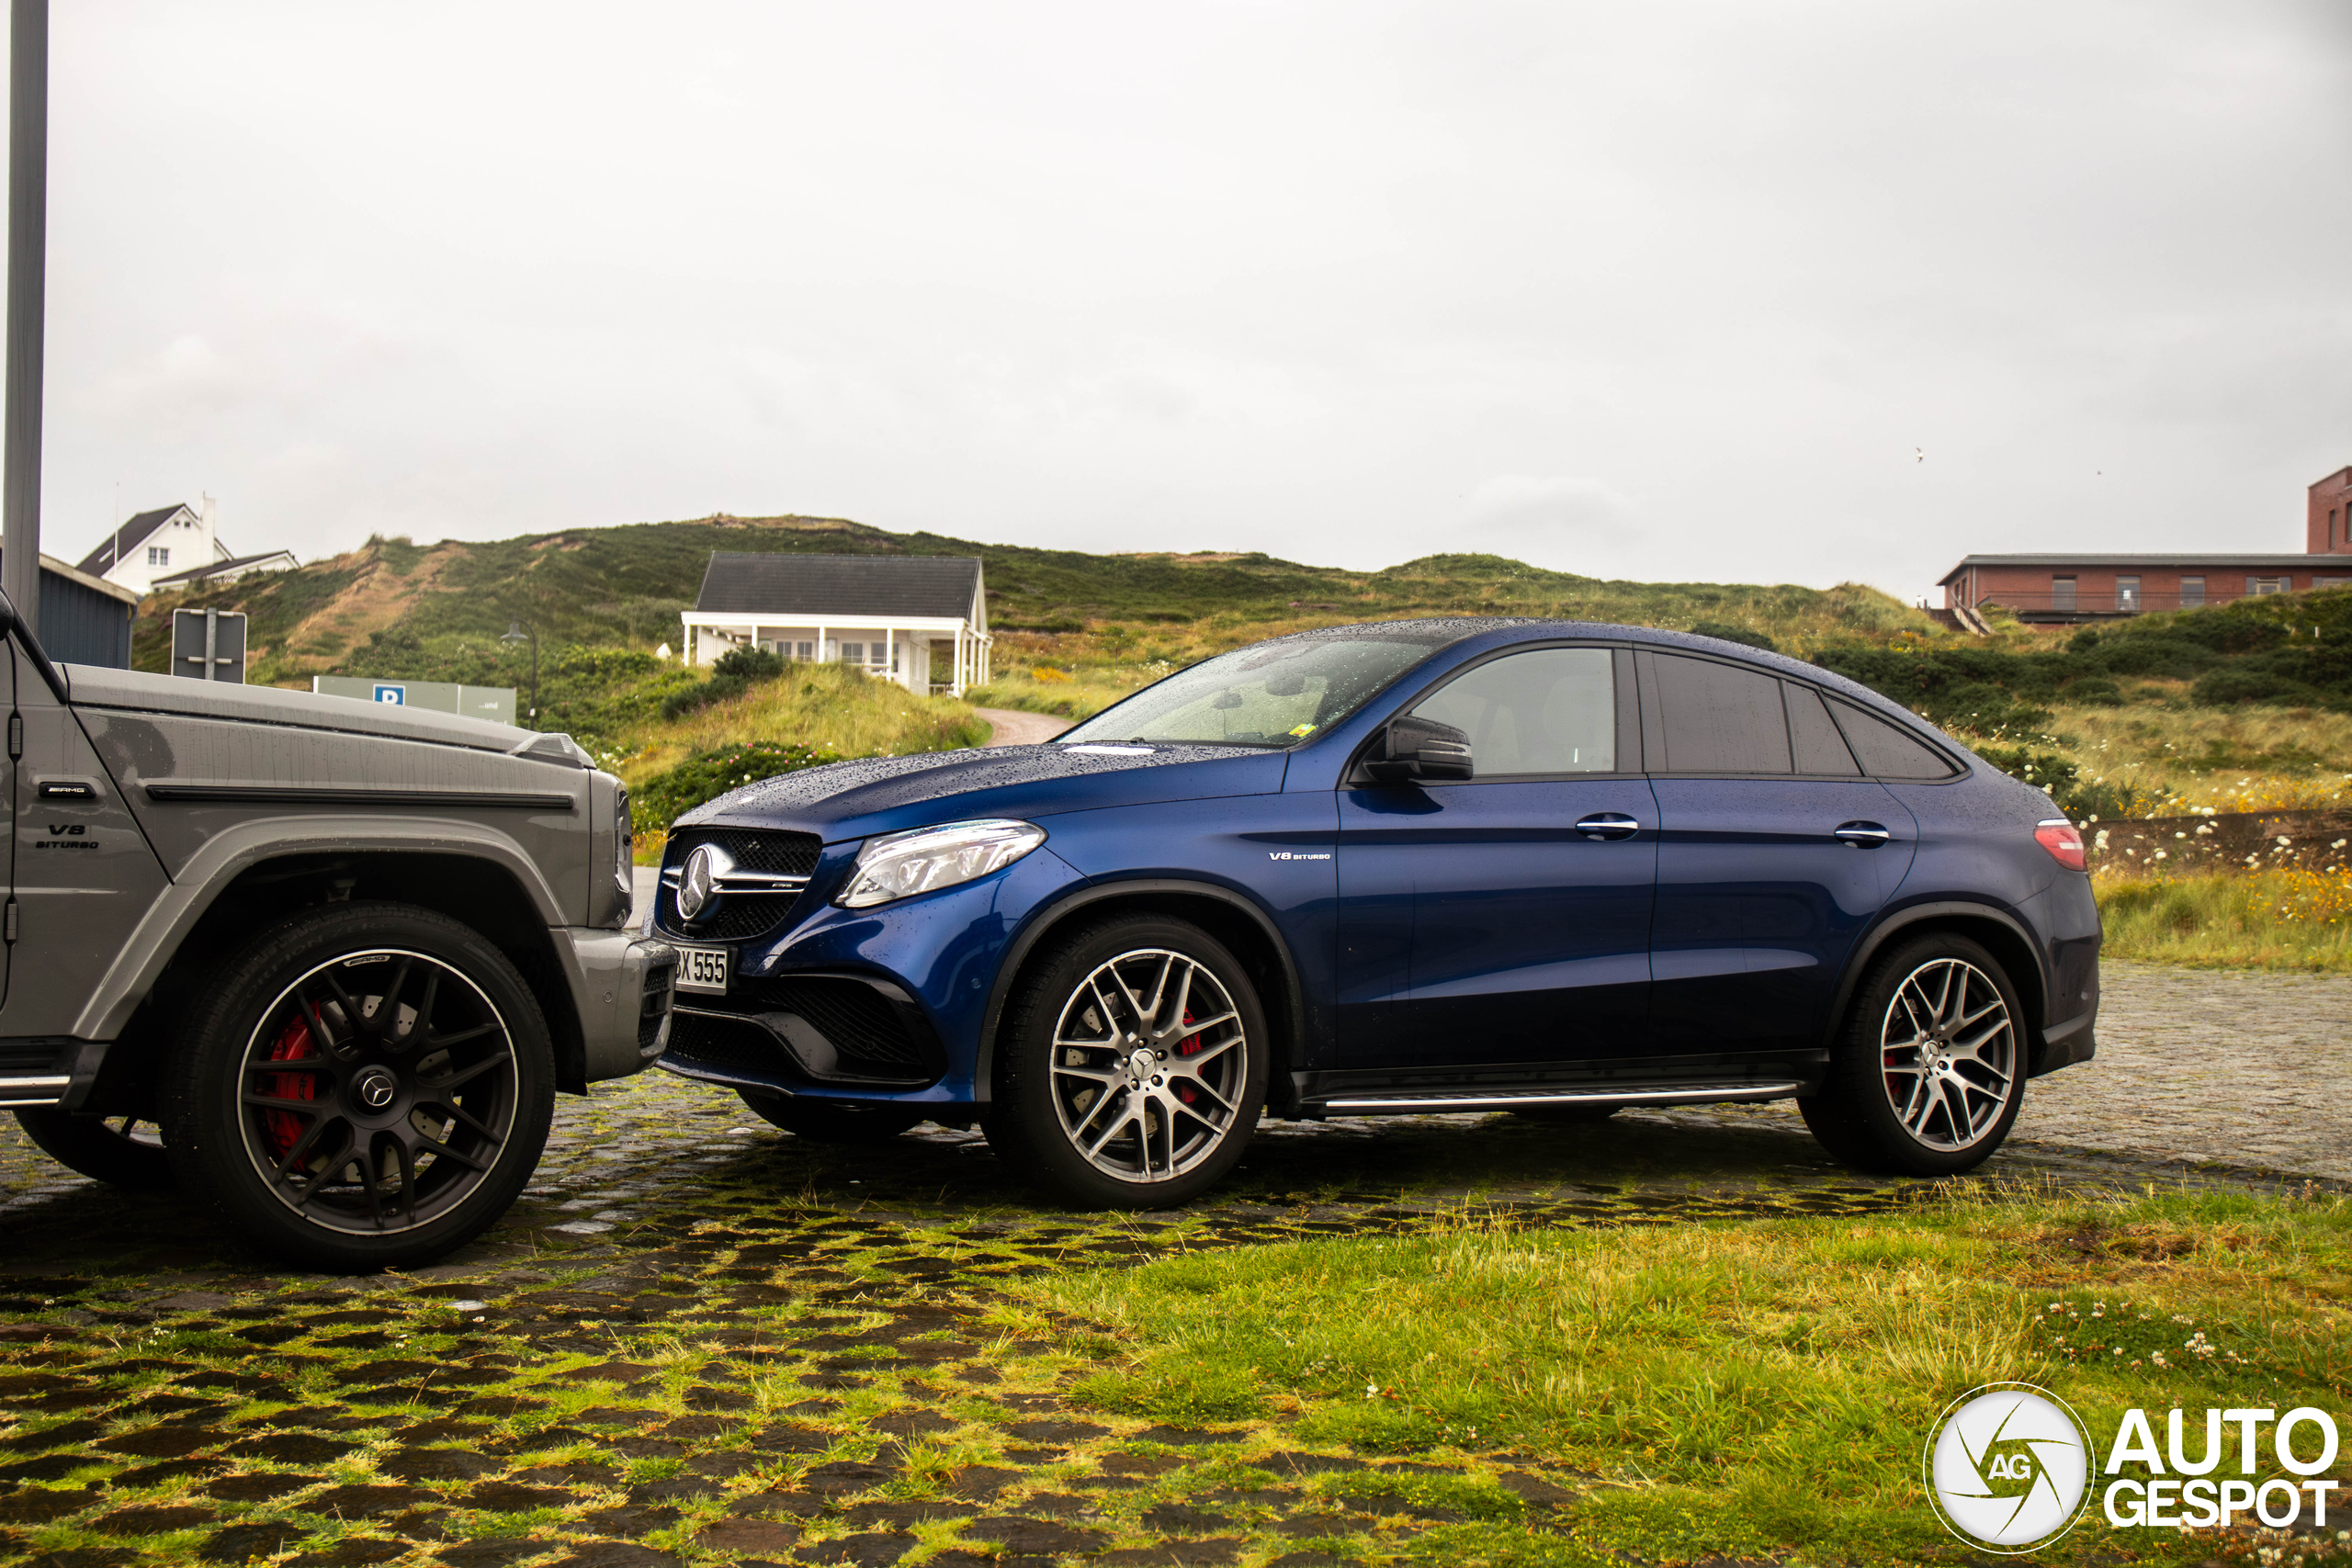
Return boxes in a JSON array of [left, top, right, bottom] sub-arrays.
[[17, 1, 2352, 601]]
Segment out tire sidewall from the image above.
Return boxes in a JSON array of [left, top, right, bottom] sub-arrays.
[[1831, 931, 2027, 1177], [993, 914, 1268, 1208], [163, 901, 555, 1270]]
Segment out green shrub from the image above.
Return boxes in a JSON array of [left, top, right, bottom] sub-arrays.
[[632, 739, 842, 833], [1688, 620, 1777, 652], [660, 644, 788, 720]]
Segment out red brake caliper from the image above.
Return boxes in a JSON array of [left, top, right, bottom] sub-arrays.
[[1174, 1010, 1202, 1105], [261, 1013, 320, 1168]]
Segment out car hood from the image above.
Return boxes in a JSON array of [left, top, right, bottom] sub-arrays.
[[62, 663, 591, 764], [683, 742, 1290, 842]]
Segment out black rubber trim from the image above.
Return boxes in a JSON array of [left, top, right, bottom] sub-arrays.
[[973, 876, 1309, 1111], [145, 784, 577, 810], [1822, 898, 2052, 1058], [2033, 1010, 2096, 1077]]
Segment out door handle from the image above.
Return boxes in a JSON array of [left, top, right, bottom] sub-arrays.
[[1834, 821, 1891, 847], [1574, 813, 1642, 841]]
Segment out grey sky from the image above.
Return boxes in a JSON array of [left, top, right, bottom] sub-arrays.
[[22, 1, 2352, 602]]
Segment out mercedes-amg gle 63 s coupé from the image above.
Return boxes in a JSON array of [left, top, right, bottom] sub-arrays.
[[649, 620, 2098, 1206]]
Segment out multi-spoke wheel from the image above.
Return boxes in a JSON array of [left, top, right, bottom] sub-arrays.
[[1800, 931, 2026, 1177], [11, 1111, 175, 1190], [164, 902, 554, 1269], [988, 915, 1268, 1206]]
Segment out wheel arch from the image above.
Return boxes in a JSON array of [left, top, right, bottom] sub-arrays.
[[1826, 900, 2052, 1071], [975, 878, 1309, 1116], [97, 849, 591, 1111]]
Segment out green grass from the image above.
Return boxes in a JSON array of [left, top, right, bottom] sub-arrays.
[[2097, 867, 2352, 972], [1033, 1185, 2352, 1566]]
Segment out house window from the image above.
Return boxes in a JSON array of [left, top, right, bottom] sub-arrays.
[[2179, 576, 2205, 607], [2050, 576, 2076, 612], [2116, 575, 2141, 613], [2248, 576, 2290, 596], [841, 642, 864, 665], [797, 641, 813, 660], [147, 546, 169, 567]]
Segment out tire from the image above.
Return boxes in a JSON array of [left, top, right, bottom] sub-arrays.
[[161, 901, 555, 1271], [1799, 931, 2026, 1177], [11, 1110, 175, 1190], [986, 914, 1268, 1208], [738, 1089, 927, 1143]]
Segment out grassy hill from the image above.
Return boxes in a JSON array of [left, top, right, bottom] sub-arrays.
[[122, 509, 2352, 828]]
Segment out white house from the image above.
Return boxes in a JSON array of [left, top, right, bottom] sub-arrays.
[[679, 553, 993, 697], [74, 497, 298, 595]]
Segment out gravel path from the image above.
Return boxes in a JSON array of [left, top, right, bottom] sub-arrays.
[[973, 706, 1069, 747]]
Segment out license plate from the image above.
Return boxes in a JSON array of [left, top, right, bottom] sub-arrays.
[[674, 944, 730, 995]]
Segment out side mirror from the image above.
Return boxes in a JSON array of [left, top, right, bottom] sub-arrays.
[[1364, 714, 1473, 784]]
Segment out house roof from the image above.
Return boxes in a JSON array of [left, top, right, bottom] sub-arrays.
[[692, 553, 984, 622], [74, 504, 193, 577], [1937, 552, 2349, 585], [151, 548, 298, 588]]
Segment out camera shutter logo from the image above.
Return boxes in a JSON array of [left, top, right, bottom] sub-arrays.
[[1924, 1382, 2096, 1552]]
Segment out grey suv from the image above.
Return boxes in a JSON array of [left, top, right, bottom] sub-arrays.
[[0, 593, 676, 1269]]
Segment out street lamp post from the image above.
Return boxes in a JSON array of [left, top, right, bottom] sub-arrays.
[[501, 620, 538, 725]]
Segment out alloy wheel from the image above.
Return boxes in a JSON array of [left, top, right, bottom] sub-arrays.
[[1048, 947, 1250, 1184], [1877, 956, 2016, 1152], [235, 948, 520, 1235]]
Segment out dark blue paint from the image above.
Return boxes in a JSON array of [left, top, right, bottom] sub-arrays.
[[657, 618, 2101, 1117]]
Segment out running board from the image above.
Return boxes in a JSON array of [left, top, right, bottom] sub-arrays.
[[0, 1075, 70, 1108], [1317, 1080, 1802, 1112]]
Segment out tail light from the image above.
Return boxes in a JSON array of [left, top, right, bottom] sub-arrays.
[[2034, 819, 2086, 872]]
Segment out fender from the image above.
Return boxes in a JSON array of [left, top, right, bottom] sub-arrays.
[[71, 815, 571, 1040], [971, 874, 1309, 1108], [1820, 897, 2051, 1055]]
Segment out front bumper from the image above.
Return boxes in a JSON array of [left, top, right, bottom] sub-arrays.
[[559, 929, 678, 1082], [653, 843, 1085, 1113]]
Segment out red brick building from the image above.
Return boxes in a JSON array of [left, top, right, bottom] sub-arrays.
[[1938, 465, 2352, 624], [2311, 464, 2352, 553]]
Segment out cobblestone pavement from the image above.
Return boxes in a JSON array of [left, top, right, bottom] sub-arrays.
[[0, 961, 2336, 1567], [1676, 959, 2352, 1182], [972, 710, 1070, 749]]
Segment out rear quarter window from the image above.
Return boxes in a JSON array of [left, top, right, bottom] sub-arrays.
[[1827, 699, 1958, 779]]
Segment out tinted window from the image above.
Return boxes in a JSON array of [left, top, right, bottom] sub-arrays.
[[1651, 654, 1791, 773], [1412, 648, 1616, 774], [1828, 699, 1955, 779], [1784, 684, 1860, 775]]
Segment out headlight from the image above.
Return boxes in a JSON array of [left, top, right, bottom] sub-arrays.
[[836, 819, 1047, 908]]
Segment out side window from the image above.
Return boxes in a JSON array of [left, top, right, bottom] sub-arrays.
[[1649, 653, 1791, 774], [1411, 648, 1616, 775], [1785, 684, 1860, 775], [1828, 699, 1956, 779]]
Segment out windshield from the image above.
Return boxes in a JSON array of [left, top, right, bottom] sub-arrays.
[[1057, 634, 1446, 748]]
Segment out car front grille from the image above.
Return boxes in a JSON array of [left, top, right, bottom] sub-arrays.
[[654, 827, 824, 943]]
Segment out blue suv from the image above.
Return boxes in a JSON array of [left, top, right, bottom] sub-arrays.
[[650, 620, 2099, 1206]]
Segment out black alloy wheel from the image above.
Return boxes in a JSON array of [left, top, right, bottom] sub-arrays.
[[738, 1089, 928, 1143], [1800, 930, 2027, 1177], [164, 902, 554, 1270], [10, 1110, 175, 1190]]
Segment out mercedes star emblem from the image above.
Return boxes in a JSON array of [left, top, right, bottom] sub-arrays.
[[677, 843, 731, 921], [355, 1066, 399, 1110]]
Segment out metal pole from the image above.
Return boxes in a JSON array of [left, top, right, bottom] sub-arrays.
[[203, 605, 217, 681], [1, 0, 49, 631]]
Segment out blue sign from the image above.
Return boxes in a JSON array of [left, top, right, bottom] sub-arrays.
[[374, 684, 405, 705]]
